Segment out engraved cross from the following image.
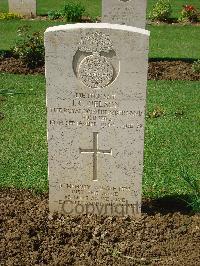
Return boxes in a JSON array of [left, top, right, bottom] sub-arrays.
[[79, 132, 112, 181]]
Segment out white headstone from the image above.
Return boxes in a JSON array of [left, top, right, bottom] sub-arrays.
[[102, 0, 147, 28], [45, 23, 149, 216], [8, 0, 36, 17]]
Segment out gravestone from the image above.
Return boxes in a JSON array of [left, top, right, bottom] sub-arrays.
[[8, 0, 36, 17], [45, 23, 149, 216], [102, 0, 147, 28]]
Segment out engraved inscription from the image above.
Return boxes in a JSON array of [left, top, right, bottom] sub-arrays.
[[79, 132, 112, 181], [49, 91, 144, 129]]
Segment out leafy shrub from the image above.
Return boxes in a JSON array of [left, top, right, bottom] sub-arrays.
[[149, 0, 172, 21], [179, 5, 200, 23], [192, 59, 200, 73], [12, 26, 44, 68], [48, 10, 62, 20], [62, 3, 85, 22], [48, 3, 85, 22], [0, 12, 22, 20]]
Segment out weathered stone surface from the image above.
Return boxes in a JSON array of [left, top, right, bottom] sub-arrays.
[[8, 0, 36, 17], [45, 24, 149, 216], [102, 0, 147, 28]]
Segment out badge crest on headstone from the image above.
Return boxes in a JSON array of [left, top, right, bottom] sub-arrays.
[[73, 32, 119, 89]]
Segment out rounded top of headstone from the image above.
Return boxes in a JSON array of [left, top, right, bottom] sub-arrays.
[[44, 23, 150, 37]]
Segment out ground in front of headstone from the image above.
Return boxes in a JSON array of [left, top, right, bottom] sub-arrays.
[[0, 58, 200, 81], [1, 188, 199, 265]]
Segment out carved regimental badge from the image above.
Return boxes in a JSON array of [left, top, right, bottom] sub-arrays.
[[73, 32, 119, 89]]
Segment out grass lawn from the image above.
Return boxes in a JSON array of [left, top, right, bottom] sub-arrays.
[[37, 0, 100, 18], [0, 73, 47, 192], [148, 25, 200, 59], [0, 0, 8, 13], [0, 20, 200, 60], [0, 20, 62, 51], [0, 73, 199, 198], [144, 80, 200, 198], [1, 0, 200, 18]]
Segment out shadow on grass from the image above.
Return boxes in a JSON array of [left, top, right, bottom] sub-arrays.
[[0, 50, 13, 58], [0, 88, 35, 96], [149, 57, 197, 63], [1, 50, 197, 64], [142, 194, 193, 215]]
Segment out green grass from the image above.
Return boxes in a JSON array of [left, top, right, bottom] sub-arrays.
[[0, 73, 199, 198], [148, 25, 200, 59], [37, 0, 100, 18], [1, 0, 200, 18], [0, 73, 47, 192], [144, 80, 200, 198], [0, 20, 61, 50], [0, 20, 199, 59], [0, 0, 8, 13]]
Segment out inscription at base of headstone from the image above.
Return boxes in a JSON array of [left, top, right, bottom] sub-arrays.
[[45, 24, 149, 216], [8, 0, 36, 17], [102, 0, 147, 28]]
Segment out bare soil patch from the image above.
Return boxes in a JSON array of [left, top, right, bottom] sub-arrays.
[[147, 19, 200, 26], [0, 188, 199, 266], [0, 57, 44, 75], [148, 60, 200, 81], [0, 57, 199, 81]]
